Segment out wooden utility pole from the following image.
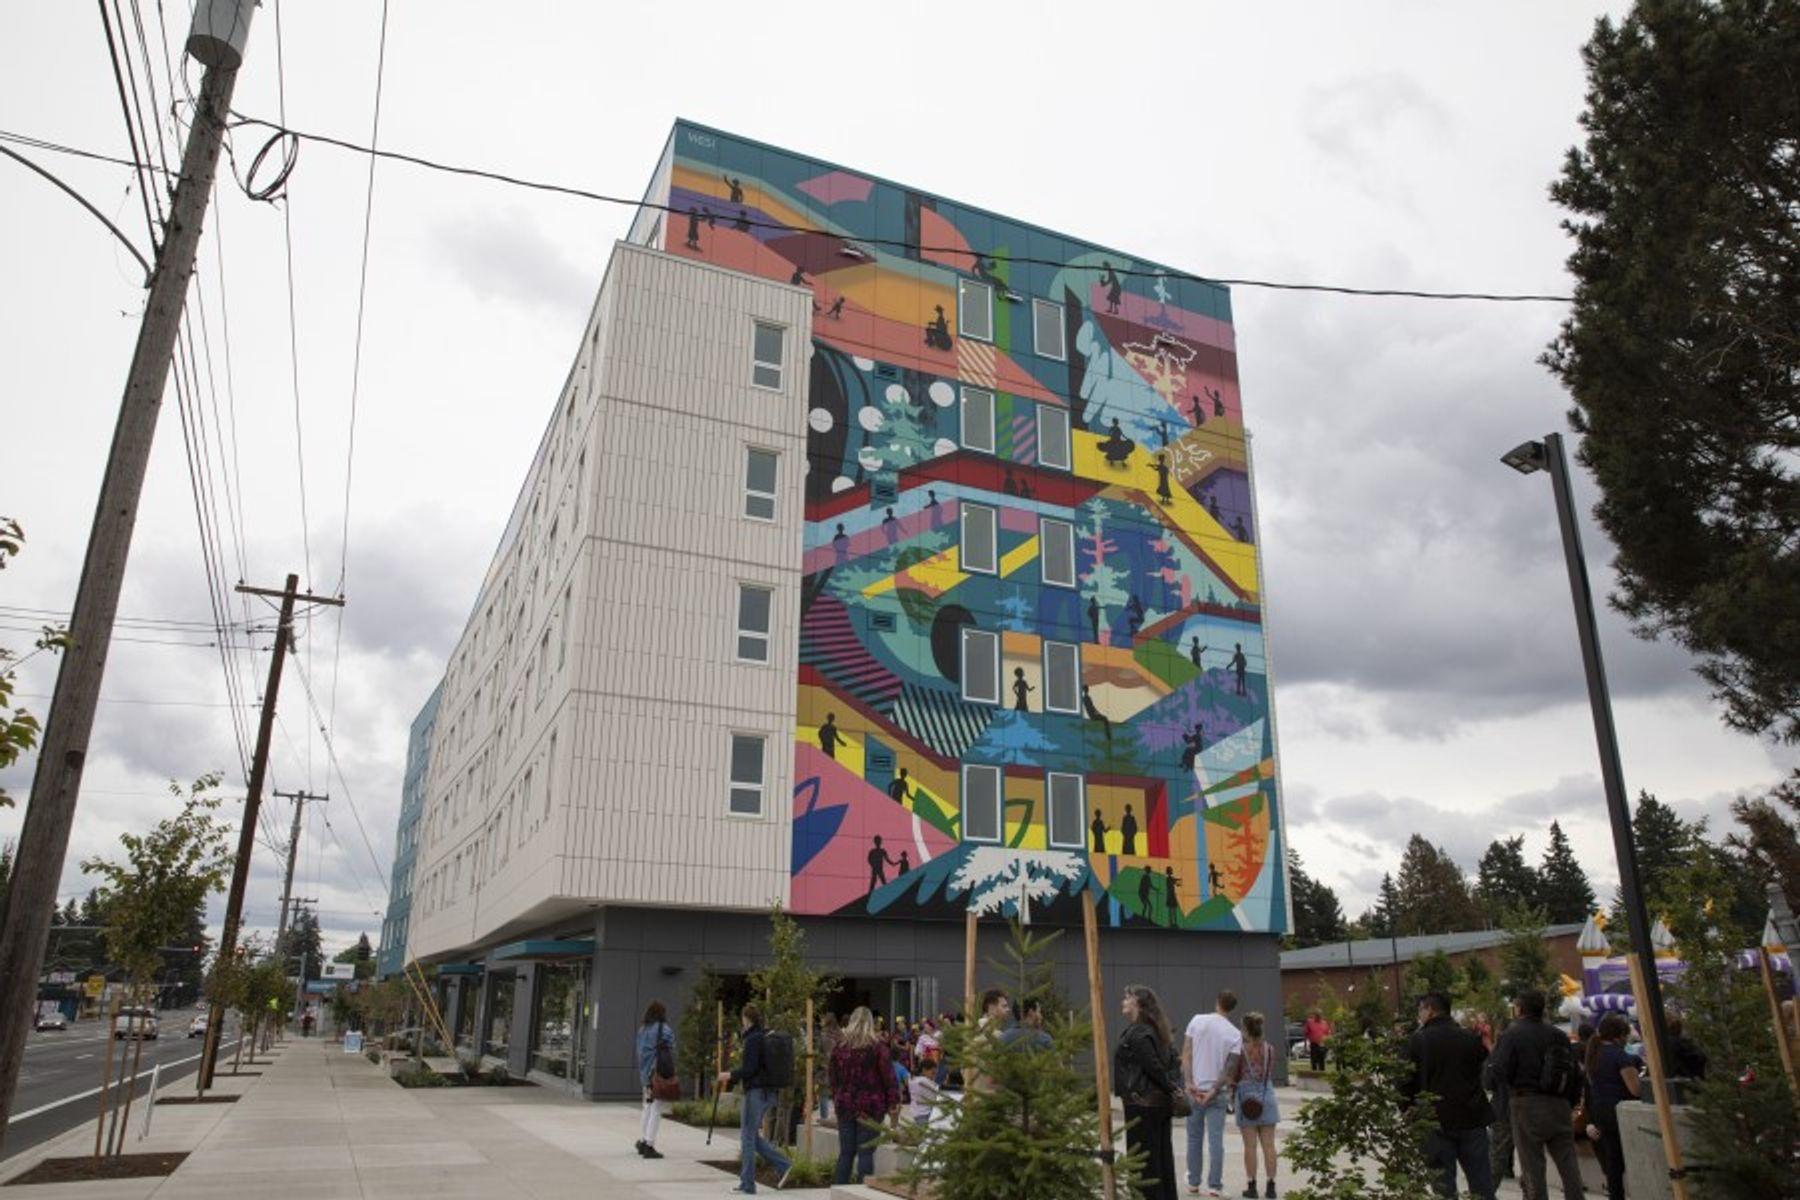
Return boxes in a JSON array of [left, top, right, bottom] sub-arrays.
[[0, 1, 258, 1146], [199, 576, 342, 1088], [1758, 948, 1799, 1098], [963, 910, 979, 1018], [1081, 891, 1117, 1200], [273, 789, 327, 1025]]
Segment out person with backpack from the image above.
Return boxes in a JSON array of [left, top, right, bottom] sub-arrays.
[[1582, 1013, 1642, 1200], [1402, 992, 1496, 1200], [828, 1006, 902, 1184], [1114, 984, 1182, 1200], [1230, 1012, 1281, 1199], [635, 1001, 677, 1159], [716, 1003, 793, 1195], [1483, 991, 1585, 1200]]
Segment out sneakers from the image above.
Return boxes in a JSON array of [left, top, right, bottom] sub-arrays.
[[1265, 1182, 1277, 1198], [634, 1140, 648, 1156], [1243, 1184, 1259, 1199], [775, 1163, 794, 1189], [642, 1145, 664, 1160]]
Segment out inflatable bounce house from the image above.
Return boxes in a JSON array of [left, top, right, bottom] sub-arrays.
[[1563, 909, 1794, 1025]]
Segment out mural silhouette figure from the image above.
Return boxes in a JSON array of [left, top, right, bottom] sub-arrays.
[[818, 712, 843, 759], [1090, 809, 1108, 852], [867, 836, 897, 894], [896, 851, 911, 876], [1209, 862, 1224, 895], [1125, 594, 1145, 636], [1137, 868, 1153, 913], [826, 296, 844, 320], [883, 506, 898, 546], [1011, 667, 1034, 713], [1157, 420, 1170, 449], [1230, 643, 1249, 696], [684, 207, 703, 250], [1189, 395, 1206, 427], [1179, 722, 1206, 773], [1189, 637, 1207, 669], [1081, 684, 1112, 743], [926, 489, 942, 529], [734, 209, 752, 232], [723, 174, 745, 204], [1002, 468, 1019, 496], [924, 305, 953, 350], [1206, 494, 1222, 521], [1119, 804, 1138, 855], [1100, 418, 1134, 468], [887, 767, 911, 804], [1087, 596, 1101, 643], [833, 522, 849, 567], [791, 266, 809, 287], [1231, 515, 1249, 542], [1154, 453, 1173, 504], [1207, 386, 1224, 417], [1164, 867, 1181, 925], [1101, 262, 1122, 314]]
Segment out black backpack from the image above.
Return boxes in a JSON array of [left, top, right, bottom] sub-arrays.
[[762, 1030, 795, 1089], [1539, 1035, 1580, 1102], [653, 1024, 676, 1081]]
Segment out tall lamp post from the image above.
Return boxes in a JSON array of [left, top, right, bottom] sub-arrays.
[[1500, 433, 1673, 1066]]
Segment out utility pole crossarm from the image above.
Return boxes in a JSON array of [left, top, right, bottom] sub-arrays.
[[234, 584, 343, 607]]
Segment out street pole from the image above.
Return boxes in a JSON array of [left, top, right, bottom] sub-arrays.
[[1538, 432, 1675, 1066], [271, 790, 327, 963], [0, 1, 257, 1146]]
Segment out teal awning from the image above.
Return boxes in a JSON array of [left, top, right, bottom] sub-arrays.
[[489, 939, 595, 962], [437, 963, 483, 976]]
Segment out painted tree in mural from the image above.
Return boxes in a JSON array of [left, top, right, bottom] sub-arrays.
[[863, 385, 934, 475], [981, 711, 1060, 767], [1077, 500, 1128, 643]]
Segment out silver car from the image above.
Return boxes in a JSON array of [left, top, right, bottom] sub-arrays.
[[34, 1012, 68, 1032], [113, 1007, 160, 1039]]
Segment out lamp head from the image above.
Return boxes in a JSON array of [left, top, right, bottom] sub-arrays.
[[1501, 440, 1548, 475]]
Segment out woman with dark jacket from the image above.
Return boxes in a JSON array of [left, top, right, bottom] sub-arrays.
[[1583, 1012, 1643, 1200], [1114, 984, 1180, 1200], [827, 1006, 902, 1184]]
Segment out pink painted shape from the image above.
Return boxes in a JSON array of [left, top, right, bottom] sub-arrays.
[[1086, 285, 1237, 353], [790, 745, 957, 915], [796, 170, 874, 205], [802, 502, 959, 574], [918, 207, 977, 273]]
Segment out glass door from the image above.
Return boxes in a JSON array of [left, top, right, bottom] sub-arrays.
[[530, 963, 586, 1082]]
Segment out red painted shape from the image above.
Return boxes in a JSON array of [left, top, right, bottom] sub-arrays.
[[1147, 780, 1170, 858]]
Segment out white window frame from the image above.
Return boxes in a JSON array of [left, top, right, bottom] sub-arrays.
[[961, 763, 1003, 845], [736, 583, 774, 664], [1039, 517, 1076, 588], [744, 447, 779, 522], [958, 278, 994, 342], [960, 387, 996, 454], [960, 502, 998, 576], [1032, 298, 1066, 360], [1043, 640, 1081, 714], [751, 322, 785, 390], [1036, 403, 1072, 471], [728, 732, 767, 818], [960, 627, 1001, 705], [1046, 772, 1085, 851]]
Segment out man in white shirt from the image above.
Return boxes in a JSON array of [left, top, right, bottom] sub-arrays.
[[1181, 989, 1243, 1196]]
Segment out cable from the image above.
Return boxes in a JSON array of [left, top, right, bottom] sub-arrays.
[[271, 0, 314, 596], [0, 143, 152, 277], [287, 654, 389, 900], [95, 0, 161, 249]]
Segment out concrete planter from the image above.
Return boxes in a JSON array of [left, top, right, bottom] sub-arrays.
[[1616, 1101, 1697, 1200]]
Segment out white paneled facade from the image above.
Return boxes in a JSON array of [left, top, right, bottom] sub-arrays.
[[406, 243, 811, 963]]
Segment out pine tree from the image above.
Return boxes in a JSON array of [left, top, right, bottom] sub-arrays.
[[985, 919, 1067, 1022], [1475, 836, 1540, 926], [677, 963, 725, 1098], [1402, 950, 1457, 1005], [1288, 850, 1348, 948], [1536, 821, 1597, 923], [289, 904, 325, 980], [1608, 791, 1697, 946], [1454, 955, 1506, 1031], [1497, 905, 1560, 1002], [1392, 835, 1480, 936], [1284, 1023, 1439, 1200], [1360, 874, 1399, 939], [1726, 771, 1799, 915], [746, 902, 838, 1145]]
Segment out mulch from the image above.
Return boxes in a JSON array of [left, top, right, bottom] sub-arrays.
[[151, 1095, 239, 1105], [698, 1159, 828, 1190], [5, 1153, 188, 1185]]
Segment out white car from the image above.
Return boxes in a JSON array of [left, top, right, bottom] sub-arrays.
[[113, 1007, 160, 1040], [188, 1015, 208, 1038], [34, 1012, 68, 1032]]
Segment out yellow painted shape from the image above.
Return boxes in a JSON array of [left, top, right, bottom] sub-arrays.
[[862, 545, 967, 599], [999, 536, 1039, 579]]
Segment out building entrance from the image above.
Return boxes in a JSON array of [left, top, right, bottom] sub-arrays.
[[530, 962, 589, 1083]]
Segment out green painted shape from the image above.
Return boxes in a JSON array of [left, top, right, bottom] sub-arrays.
[[1135, 638, 1200, 691], [1200, 792, 1266, 828], [1004, 796, 1036, 847]]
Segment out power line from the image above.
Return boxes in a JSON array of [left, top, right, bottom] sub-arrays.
[[286, 654, 388, 902]]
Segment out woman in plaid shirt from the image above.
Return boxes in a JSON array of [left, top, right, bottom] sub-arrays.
[[828, 1006, 902, 1184]]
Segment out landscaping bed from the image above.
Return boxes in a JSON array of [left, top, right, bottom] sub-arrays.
[[5, 1153, 188, 1185], [699, 1155, 832, 1190]]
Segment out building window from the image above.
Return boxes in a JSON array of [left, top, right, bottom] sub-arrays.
[[1039, 517, 1076, 588], [545, 733, 556, 816], [1037, 404, 1071, 470], [960, 387, 995, 454], [559, 586, 571, 671], [961, 627, 1000, 705], [744, 447, 778, 521], [962, 763, 1002, 844], [1043, 640, 1080, 714], [752, 323, 784, 390], [536, 631, 551, 702], [958, 278, 993, 342], [1032, 299, 1065, 360], [728, 733, 766, 816], [736, 584, 773, 663], [960, 502, 997, 575], [1046, 772, 1084, 850]]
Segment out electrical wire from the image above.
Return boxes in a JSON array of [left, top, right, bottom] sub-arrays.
[[287, 654, 389, 900]]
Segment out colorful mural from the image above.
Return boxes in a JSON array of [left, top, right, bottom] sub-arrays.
[[648, 122, 1285, 933]]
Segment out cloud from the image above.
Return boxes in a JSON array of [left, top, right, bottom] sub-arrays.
[[433, 206, 594, 315]]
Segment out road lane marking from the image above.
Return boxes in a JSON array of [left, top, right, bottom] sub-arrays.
[[9, 1039, 241, 1123]]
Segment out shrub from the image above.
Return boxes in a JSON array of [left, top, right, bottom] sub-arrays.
[[393, 1066, 450, 1088], [670, 1097, 740, 1128], [775, 1152, 833, 1188]]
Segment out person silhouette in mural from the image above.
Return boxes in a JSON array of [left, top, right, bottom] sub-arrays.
[[833, 522, 850, 567], [791, 265, 809, 288], [1100, 418, 1134, 467], [1002, 468, 1020, 497], [1017, 477, 1033, 501], [897, 851, 911, 877], [1189, 395, 1207, 428], [684, 207, 703, 250], [826, 296, 845, 320], [1154, 453, 1174, 504], [1208, 862, 1224, 895], [1137, 867, 1154, 913], [1189, 637, 1208, 670], [867, 836, 898, 894], [1230, 514, 1249, 542], [1087, 596, 1101, 643], [883, 506, 899, 546], [1157, 420, 1171, 450], [1207, 386, 1225, 417], [818, 713, 844, 760], [733, 208, 752, 232], [1206, 494, 1222, 522], [926, 489, 942, 530], [723, 174, 745, 204], [1180, 723, 1205, 773], [887, 767, 911, 804], [1229, 643, 1249, 696], [1100, 262, 1123, 314], [924, 305, 953, 351], [1012, 667, 1034, 713], [974, 256, 1000, 284], [1125, 594, 1145, 636], [1090, 809, 1108, 852], [1119, 804, 1139, 855], [1164, 866, 1181, 924], [1081, 684, 1112, 743]]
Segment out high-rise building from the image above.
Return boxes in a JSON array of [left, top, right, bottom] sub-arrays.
[[390, 121, 1290, 1096], [376, 682, 440, 980]]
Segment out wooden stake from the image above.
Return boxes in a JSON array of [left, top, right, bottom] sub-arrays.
[[963, 909, 978, 1019], [93, 1001, 119, 1165], [1626, 954, 1690, 1200], [715, 999, 725, 1078], [1758, 948, 1799, 1098], [1082, 890, 1117, 1200], [803, 996, 815, 1160]]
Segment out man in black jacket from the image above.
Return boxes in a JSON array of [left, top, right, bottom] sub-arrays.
[[1483, 991, 1584, 1200], [716, 1004, 792, 1195], [1402, 992, 1496, 1200]]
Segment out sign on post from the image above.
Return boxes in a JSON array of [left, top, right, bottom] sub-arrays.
[[343, 1031, 364, 1054]]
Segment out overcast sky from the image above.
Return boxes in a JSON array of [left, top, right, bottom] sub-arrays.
[[2, 2, 1792, 957]]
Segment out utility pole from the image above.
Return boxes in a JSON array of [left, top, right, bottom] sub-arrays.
[[272, 790, 326, 1028], [0, 1, 259, 1145], [284, 896, 318, 1029], [198, 576, 342, 1089]]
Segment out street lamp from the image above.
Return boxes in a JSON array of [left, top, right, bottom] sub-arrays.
[[1501, 431, 1673, 1069]]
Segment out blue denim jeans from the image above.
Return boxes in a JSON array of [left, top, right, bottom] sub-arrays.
[[833, 1112, 877, 1184], [739, 1086, 791, 1193], [1424, 1126, 1495, 1200], [1185, 1087, 1229, 1190]]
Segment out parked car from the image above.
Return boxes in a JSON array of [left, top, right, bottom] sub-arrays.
[[188, 1014, 208, 1038], [113, 1007, 160, 1039], [34, 1012, 68, 1032]]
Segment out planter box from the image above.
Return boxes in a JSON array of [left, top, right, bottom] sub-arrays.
[[1617, 1101, 1697, 1200]]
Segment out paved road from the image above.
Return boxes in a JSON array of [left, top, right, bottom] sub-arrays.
[[5, 1008, 244, 1157]]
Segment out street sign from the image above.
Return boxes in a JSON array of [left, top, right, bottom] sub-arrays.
[[46, 971, 75, 985], [84, 975, 105, 998], [343, 1031, 363, 1053]]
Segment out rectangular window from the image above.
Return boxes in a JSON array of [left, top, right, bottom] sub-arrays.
[[545, 734, 556, 817], [962, 764, 1002, 844], [1032, 299, 1065, 360], [960, 502, 997, 575], [1043, 640, 1080, 714], [519, 771, 532, 846], [728, 733, 766, 816], [1039, 517, 1076, 588], [1047, 772, 1085, 850], [536, 632, 551, 702], [958, 278, 993, 342], [1036, 404, 1071, 470], [744, 447, 778, 521], [752, 322, 784, 390], [736, 584, 773, 663], [559, 586, 572, 671], [961, 627, 1000, 705], [960, 387, 995, 454]]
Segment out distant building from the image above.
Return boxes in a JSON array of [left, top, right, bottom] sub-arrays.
[[1280, 924, 1584, 1016], [375, 682, 441, 980], [395, 121, 1289, 1096]]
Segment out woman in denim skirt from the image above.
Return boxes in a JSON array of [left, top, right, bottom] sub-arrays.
[[1232, 1011, 1281, 1198]]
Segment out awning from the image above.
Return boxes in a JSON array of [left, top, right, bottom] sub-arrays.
[[437, 963, 483, 977], [489, 939, 596, 963]]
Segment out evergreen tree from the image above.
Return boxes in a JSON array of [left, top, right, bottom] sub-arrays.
[[1392, 835, 1481, 936], [59, 898, 78, 927], [1544, 0, 1800, 743], [1454, 955, 1506, 1032], [1536, 821, 1597, 923], [1360, 874, 1399, 939], [746, 902, 838, 1145], [676, 963, 725, 1098], [1497, 906, 1561, 1002], [1608, 791, 1698, 946], [1287, 850, 1348, 948], [1284, 1025, 1439, 1200], [289, 904, 325, 980], [1474, 836, 1540, 926], [1726, 771, 1799, 914], [1402, 949, 1457, 1005], [985, 919, 1067, 1022]]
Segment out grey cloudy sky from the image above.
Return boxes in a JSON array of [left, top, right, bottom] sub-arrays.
[[2, 2, 1791, 955]]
